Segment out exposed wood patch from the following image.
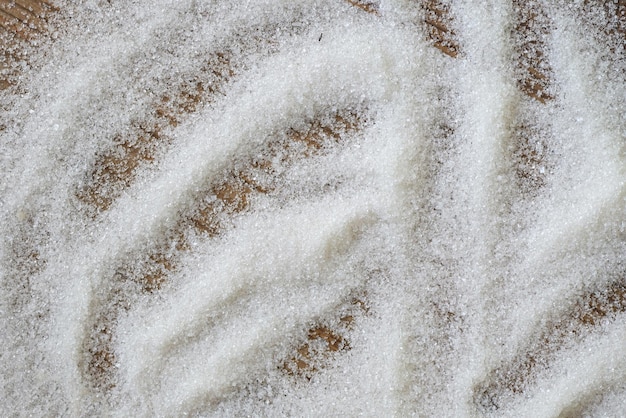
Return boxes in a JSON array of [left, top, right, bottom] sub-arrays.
[[421, 0, 459, 58], [512, 0, 554, 103], [0, 0, 57, 89], [511, 123, 550, 194], [345, 0, 379, 15], [282, 295, 369, 379]]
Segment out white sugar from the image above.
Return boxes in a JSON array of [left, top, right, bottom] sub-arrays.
[[1, 0, 625, 416]]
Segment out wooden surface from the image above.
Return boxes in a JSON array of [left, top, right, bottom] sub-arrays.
[[0, 0, 56, 89]]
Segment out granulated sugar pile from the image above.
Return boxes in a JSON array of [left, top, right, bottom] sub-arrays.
[[1, 0, 625, 416]]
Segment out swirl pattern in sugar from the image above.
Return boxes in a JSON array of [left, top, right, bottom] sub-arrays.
[[1, 0, 625, 416]]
